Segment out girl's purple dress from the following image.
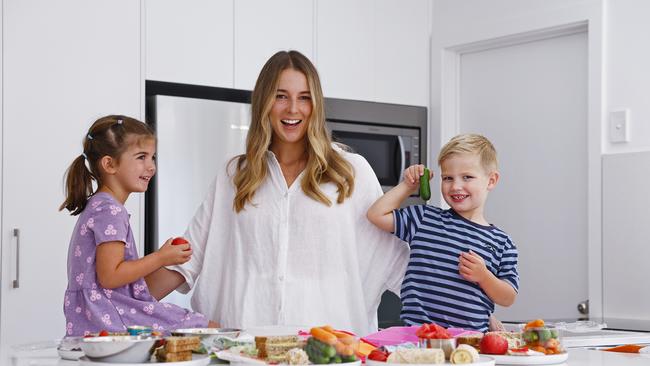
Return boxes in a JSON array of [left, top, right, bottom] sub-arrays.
[[63, 192, 207, 336]]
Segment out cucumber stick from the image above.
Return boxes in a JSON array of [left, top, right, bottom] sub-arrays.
[[420, 167, 431, 201]]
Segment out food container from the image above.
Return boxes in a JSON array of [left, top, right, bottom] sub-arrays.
[[418, 338, 456, 359], [126, 325, 152, 336], [522, 326, 564, 354], [171, 328, 242, 353], [80, 335, 159, 363]]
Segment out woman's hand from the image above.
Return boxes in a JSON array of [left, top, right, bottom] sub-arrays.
[[402, 164, 432, 192], [157, 237, 193, 266]]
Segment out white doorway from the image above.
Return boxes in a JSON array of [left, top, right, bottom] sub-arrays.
[[445, 27, 588, 321]]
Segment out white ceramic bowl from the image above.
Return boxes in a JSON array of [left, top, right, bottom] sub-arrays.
[[80, 335, 158, 363]]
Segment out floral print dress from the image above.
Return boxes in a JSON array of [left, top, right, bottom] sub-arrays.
[[63, 192, 207, 336]]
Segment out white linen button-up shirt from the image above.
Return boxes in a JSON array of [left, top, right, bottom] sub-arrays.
[[170, 147, 409, 335]]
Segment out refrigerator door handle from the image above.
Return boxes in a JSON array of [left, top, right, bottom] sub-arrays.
[[13, 228, 20, 288]]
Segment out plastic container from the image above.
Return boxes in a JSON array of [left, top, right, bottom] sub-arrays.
[[522, 326, 564, 354]]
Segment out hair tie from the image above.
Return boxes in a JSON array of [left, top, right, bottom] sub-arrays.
[[87, 134, 93, 140], [81, 153, 87, 160], [117, 119, 123, 125]]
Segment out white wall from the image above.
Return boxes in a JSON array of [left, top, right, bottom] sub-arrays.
[[604, 0, 650, 153], [431, 0, 650, 322]]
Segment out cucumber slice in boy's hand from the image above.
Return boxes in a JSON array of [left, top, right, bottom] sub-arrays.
[[420, 167, 431, 201]]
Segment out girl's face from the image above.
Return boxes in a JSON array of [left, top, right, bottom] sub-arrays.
[[113, 137, 157, 194], [440, 153, 498, 223], [269, 68, 313, 148]]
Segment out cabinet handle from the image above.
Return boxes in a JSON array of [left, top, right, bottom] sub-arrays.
[[13, 228, 20, 288]]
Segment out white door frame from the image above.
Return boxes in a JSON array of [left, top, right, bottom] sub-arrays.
[[436, 20, 604, 319]]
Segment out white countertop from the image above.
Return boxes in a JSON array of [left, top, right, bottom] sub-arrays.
[[5, 347, 650, 366]]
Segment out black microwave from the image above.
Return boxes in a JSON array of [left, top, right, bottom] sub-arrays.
[[324, 98, 427, 193], [328, 121, 420, 190]]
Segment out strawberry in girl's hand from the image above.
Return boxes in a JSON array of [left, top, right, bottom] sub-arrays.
[[171, 237, 188, 245]]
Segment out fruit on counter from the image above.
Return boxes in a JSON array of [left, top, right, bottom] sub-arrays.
[[415, 323, 451, 339], [368, 348, 390, 362], [450, 344, 480, 364], [479, 333, 508, 355], [420, 167, 431, 200], [171, 237, 189, 245]]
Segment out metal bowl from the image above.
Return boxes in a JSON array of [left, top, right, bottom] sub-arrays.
[[80, 335, 159, 363], [418, 337, 457, 359], [171, 328, 242, 352]]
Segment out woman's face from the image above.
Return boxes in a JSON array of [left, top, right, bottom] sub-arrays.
[[269, 68, 313, 148]]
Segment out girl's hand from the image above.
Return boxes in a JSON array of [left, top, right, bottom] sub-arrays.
[[157, 237, 192, 266], [402, 164, 432, 192], [458, 250, 490, 284]]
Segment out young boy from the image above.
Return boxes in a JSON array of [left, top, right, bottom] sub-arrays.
[[367, 134, 518, 332]]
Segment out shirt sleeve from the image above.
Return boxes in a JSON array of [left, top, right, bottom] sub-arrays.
[[393, 205, 426, 244], [497, 237, 520, 292], [349, 152, 409, 300], [167, 173, 221, 293], [89, 200, 129, 246]]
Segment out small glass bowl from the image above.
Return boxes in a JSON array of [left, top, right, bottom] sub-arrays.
[[418, 338, 457, 359]]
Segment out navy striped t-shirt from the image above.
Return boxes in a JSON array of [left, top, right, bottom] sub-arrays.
[[393, 205, 519, 332]]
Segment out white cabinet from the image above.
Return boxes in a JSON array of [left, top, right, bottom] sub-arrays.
[[234, 0, 314, 90], [1, 0, 141, 351], [145, 0, 234, 87], [316, 0, 430, 106]]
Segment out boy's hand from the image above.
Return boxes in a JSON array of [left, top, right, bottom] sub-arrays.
[[157, 237, 192, 266], [458, 250, 490, 284], [403, 164, 433, 192]]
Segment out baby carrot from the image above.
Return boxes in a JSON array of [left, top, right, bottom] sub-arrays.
[[310, 327, 337, 345]]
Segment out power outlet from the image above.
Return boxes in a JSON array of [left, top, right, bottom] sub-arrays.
[[609, 110, 629, 143]]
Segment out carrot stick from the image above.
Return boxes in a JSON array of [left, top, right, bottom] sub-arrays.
[[310, 327, 337, 345], [602, 344, 644, 353]]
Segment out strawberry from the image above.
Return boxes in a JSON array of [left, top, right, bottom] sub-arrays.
[[171, 237, 188, 245]]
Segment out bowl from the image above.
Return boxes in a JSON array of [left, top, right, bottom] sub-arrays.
[[418, 338, 457, 359], [80, 335, 159, 363], [171, 328, 242, 353]]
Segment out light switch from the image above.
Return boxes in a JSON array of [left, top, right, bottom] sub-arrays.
[[609, 109, 629, 143]]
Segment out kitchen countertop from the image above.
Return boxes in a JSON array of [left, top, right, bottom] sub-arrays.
[[5, 347, 650, 366]]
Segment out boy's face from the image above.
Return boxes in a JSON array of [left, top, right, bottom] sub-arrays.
[[440, 153, 499, 222]]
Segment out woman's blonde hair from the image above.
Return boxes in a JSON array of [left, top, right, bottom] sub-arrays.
[[232, 50, 354, 212], [438, 133, 498, 173]]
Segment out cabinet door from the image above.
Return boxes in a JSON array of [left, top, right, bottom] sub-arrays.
[[1, 0, 141, 350], [317, 0, 429, 106], [234, 0, 314, 90], [146, 0, 234, 87]]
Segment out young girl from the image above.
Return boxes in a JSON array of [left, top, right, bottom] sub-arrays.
[[60, 115, 216, 336]]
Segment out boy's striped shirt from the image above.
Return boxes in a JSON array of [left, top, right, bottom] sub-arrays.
[[393, 205, 519, 332]]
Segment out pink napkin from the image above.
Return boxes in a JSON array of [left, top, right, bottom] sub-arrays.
[[362, 326, 482, 347]]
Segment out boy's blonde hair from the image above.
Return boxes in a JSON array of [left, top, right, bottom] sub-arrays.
[[438, 133, 498, 173]]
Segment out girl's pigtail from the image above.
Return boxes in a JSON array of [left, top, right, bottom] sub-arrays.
[[59, 154, 95, 215]]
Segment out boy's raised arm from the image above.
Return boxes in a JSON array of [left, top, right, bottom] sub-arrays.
[[367, 164, 429, 232]]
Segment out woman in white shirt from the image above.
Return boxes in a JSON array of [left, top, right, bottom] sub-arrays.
[[146, 50, 409, 336]]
